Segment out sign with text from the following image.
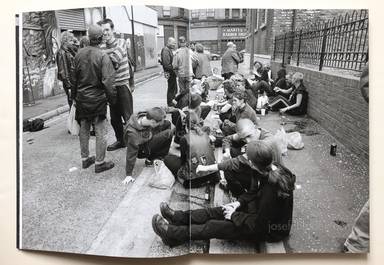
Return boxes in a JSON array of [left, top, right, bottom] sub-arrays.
[[221, 27, 247, 39]]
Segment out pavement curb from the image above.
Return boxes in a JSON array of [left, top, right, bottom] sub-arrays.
[[28, 70, 163, 122]]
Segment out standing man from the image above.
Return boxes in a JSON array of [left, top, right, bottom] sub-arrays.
[[57, 31, 77, 108], [221, 42, 242, 80], [172, 36, 198, 96], [160, 37, 177, 106], [72, 25, 116, 173], [98, 18, 133, 151]]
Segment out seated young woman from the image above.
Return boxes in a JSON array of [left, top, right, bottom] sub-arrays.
[[152, 140, 296, 247], [268, 72, 308, 115]]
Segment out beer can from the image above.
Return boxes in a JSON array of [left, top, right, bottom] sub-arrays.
[[330, 144, 337, 156]]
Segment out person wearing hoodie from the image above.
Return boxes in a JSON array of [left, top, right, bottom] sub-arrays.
[[152, 140, 295, 247], [122, 107, 174, 185]]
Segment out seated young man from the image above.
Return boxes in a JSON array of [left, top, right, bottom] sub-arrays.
[[220, 88, 259, 136], [122, 107, 174, 184], [152, 140, 295, 247], [222, 118, 281, 161]]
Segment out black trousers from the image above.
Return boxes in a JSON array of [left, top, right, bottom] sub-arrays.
[[222, 72, 234, 80], [166, 207, 258, 245], [110, 84, 133, 143], [167, 72, 178, 106], [138, 120, 173, 160], [63, 85, 73, 108]]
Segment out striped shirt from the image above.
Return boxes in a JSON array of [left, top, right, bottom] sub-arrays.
[[101, 38, 130, 87]]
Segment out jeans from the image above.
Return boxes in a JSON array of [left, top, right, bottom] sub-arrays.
[[110, 84, 133, 143], [177, 76, 192, 95], [79, 117, 107, 163], [344, 200, 369, 253], [167, 72, 178, 106]]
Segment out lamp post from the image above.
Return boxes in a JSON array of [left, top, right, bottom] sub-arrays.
[[249, 9, 255, 74], [130, 5, 137, 70]]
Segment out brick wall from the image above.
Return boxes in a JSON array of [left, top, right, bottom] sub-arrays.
[[271, 61, 369, 165]]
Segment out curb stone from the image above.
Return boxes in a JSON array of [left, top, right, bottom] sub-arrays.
[[28, 71, 162, 122]]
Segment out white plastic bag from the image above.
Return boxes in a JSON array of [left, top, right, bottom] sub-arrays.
[[148, 160, 175, 189], [67, 104, 80, 136], [274, 127, 288, 156], [287, 132, 304, 150]]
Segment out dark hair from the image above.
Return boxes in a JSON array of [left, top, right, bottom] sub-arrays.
[[97, 18, 114, 29], [276, 68, 287, 81], [246, 141, 273, 173], [268, 164, 296, 199], [189, 93, 202, 109], [223, 79, 236, 94]]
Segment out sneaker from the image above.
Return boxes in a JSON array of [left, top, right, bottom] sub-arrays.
[[107, 141, 126, 151], [95, 161, 115, 173], [145, 159, 154, 167], [82, 156, 95, 169]]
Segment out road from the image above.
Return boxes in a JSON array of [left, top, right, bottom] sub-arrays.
[[21, 74, 210, 257], [20, 61, 369, 256]]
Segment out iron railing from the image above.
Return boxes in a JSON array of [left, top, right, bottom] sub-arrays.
[[273, 9, 368, 72]]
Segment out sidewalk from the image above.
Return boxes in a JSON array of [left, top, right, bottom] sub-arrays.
[[23, 65, 163, 121]]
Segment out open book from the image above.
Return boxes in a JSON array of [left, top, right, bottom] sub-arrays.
[[17, 4, 369, 258]]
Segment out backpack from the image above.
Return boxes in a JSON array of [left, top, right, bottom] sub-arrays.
[[23, 118, 45, 132], [177, 130, 219, 188]]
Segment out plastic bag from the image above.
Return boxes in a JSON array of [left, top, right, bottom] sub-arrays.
[[274, 127, 288, 156], [205, 75, 224, 90], [148, 160, 175, 189], [287, 132, 304, 150], [67, 104, 80, 136]]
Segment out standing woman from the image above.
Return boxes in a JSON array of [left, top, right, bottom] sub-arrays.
[[195, 43, 212, 80], [268, 72, 308, 115]]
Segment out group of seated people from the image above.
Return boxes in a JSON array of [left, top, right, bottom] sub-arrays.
[[119, 66, 301, 247]]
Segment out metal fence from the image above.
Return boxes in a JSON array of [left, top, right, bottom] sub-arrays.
[[273, 9, 368, 72]]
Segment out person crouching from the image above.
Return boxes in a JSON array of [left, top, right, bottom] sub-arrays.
[[122, 107, 174, 184]]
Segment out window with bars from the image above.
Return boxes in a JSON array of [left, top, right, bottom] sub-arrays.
[[232, 9, 240, 18], [242, 9, 247, 18], [179, 8, 185, 17], [191, 9, 199, 19], [225, 9, 230, 19], [259, 9, 267, 28], [163, 6, 171, 17], [199, 9, 207, 19], [207, 9, 215, 18]]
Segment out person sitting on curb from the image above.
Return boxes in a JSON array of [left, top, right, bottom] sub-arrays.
[[220, 88, 259, 136], [152, 140, 296, 247], [222, 118, 282, 162], [268, 72, 308, 115], [122, 107, 174, 185]]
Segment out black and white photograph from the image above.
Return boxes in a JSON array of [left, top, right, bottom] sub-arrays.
[[17, 4, 369, 258]]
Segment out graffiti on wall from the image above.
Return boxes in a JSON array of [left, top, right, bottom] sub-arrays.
[[22, 11, 61, 103]]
